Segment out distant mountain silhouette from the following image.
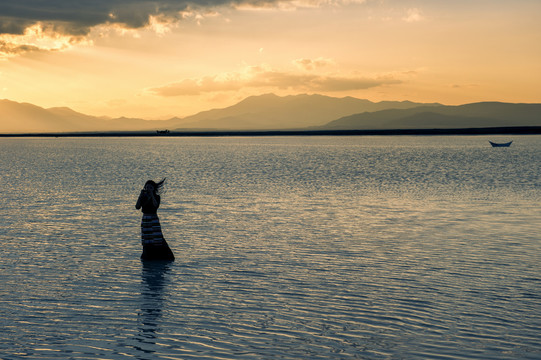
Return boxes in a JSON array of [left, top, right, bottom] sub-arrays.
[[1, 95, 540, 134], [321, 102, 541, 130], [0, 94, 437, 133], [169, 94, 440, 130], [0, 100, 79, 133], [0, 99, 168, 133]]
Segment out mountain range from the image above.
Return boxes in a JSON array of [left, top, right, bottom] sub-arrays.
[[321, 102, 541, 130], [1, 94, 540, 133]]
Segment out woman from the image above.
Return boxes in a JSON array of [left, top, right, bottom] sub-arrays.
[[136, 179, 175, 261]]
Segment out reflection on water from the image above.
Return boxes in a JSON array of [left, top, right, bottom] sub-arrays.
[[135, 261, 172, 356], [0, 136, 540, 359]]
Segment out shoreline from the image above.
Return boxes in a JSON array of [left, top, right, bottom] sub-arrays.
[[1, 126, 540, 137]]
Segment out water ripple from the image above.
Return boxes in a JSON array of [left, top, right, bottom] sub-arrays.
[[1, 136, 540, 359]]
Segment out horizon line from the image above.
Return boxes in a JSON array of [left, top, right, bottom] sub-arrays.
[[2, 126, 540, 138]]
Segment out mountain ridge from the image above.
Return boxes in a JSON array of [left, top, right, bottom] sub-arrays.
[[166, 93, 441, 130], [321, 102, 541, 130], [1, 95, 540, 133]]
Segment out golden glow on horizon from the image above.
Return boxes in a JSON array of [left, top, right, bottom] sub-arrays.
[[0, 1, 540, 119]]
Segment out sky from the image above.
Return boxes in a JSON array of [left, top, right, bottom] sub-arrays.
[[0, 0, 540, 119]]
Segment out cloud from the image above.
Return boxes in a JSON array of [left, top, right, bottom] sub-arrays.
[[148, 65, 402, 96], [0, 0, 371, 36], [293, 57, 334, 71], [403, 8, 424, 22], [0, 0, 371, 57], [149, 76, 244, 96], [0, 41, 41, 56], [235, 0, 366, 11], [0, 23, 80, 58], [0, 0, 327, 37], [0, 0, 300, 56], [450, 83, 479, 89], [1, 1, 177, 35], [0, 1, 219, 56]]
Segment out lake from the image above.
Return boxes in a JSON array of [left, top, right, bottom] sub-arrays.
[[1, 135, 540, 359]]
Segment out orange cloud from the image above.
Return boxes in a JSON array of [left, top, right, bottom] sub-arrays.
[[293, 57, 334, 71], [149, 66, 401, 96], [403, 8, 424, 22], [0, 23, 82, 58]]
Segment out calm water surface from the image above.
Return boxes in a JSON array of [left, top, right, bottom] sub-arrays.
[[1, 136, 540, 359]]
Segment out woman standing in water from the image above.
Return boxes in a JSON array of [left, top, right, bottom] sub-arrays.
[[136, 179, 175, 261]]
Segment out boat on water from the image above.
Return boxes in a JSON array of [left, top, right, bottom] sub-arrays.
[[489, 140, 512, 147]]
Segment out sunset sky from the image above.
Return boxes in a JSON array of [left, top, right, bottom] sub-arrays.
[[1, 0, 540, 119]]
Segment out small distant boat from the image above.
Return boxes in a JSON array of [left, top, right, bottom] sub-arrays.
[[489, 140, 512, 147], [156, 130, 170, 135]]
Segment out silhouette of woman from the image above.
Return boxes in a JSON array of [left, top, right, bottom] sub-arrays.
[[136, 179, 175, 261]]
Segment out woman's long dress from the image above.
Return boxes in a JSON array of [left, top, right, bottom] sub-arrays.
[[139, 194, 175, 261]]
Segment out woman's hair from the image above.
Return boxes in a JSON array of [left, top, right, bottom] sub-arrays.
[[145, 178, 166, 195]]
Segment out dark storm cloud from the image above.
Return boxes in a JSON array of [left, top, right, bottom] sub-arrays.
[[0, 0, 275, 35]]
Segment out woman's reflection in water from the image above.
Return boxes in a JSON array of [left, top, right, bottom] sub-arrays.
[[135, 261, 172, 356]]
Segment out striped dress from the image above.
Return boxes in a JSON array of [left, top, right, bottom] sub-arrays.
[[138, 193, 175, 261], [141, 213, 166, 246]]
